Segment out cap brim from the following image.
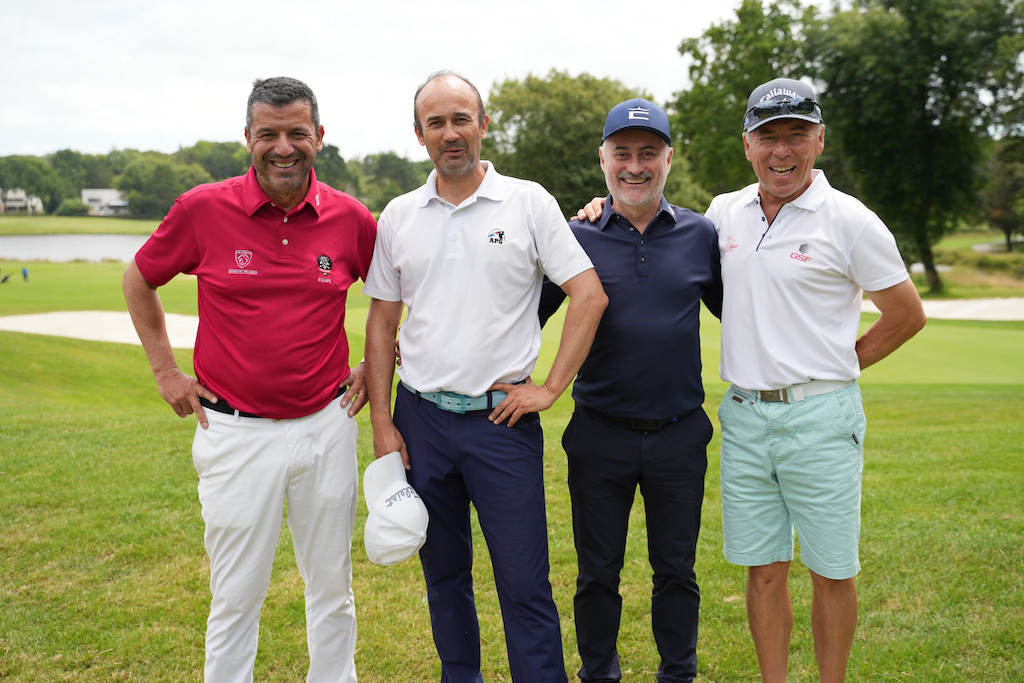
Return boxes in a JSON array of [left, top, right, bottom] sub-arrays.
[[363, 451, 406, 507], [745, 114, 822, 133]]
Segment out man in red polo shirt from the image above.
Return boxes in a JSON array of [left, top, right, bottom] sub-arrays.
[[123, 76, 376, 683]]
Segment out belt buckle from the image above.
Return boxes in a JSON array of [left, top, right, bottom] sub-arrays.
[[760, 389, 789, 404], [628, 418, 663, 431], [436, 391, 469, 414]]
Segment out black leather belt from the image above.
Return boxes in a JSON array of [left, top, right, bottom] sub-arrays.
[[586, 406, 680, 431], [199, 397, 263, 419], [198, 387, 345, 420]]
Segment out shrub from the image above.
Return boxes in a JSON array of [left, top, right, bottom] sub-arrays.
[[54, 199, 91, 217]]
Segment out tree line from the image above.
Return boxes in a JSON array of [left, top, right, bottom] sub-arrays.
[[1, 0, 1021, 292], [0, 142, 434, 220]]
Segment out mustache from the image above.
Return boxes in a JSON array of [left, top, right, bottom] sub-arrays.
[[440, 141, 468, 153], [618, 171, 653, 181]]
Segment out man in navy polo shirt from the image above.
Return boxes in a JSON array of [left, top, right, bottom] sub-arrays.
[[541, 98, 722, 683]]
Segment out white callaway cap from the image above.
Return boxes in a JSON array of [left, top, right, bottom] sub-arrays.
[[363, 451, 428, 565]]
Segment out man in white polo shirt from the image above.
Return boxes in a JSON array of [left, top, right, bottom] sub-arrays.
[[706, 77, 926, 682], [363, 70, 607, 683]]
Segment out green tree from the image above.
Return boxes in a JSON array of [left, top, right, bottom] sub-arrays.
[[980, 138, 1024, 252], [173, 141, 248, 181], [674, 0, 816, 196], [483, 70, 653, 216], [314, 144, 355, 193], [347, 152, 431, 214], [0, 155, 70, 212], [361, 152, 427, 195], [48, 149, 119, 194], [117, 154, 212, 218], [806, 0, 1024, 292]]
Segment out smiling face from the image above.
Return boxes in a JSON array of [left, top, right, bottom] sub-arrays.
[[600, 128, 673, 220], [744, 118, 825, 209], [245, 100, 324, 210]]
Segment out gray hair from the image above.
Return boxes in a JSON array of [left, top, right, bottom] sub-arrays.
[[246, 77, 320, 131]]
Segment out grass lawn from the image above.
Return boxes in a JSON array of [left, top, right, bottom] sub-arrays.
[[0, 258, 1022, 681], [0, 215, 159, 235]]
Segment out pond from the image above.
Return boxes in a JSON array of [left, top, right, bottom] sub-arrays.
[[0, 234, 149, 263]]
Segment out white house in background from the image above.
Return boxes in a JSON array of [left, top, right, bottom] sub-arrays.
[[0, 187, 45, 214], [81, 188, 129, 216]]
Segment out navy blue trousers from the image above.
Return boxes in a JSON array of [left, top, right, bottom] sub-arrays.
[[563, 405, 711, 683], [394, 385, 567, 683]]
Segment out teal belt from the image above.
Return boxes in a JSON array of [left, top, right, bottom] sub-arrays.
[[402, 381, 507, 414]]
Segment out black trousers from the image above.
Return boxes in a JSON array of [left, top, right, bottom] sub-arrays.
[[563, 405, 711, 683]]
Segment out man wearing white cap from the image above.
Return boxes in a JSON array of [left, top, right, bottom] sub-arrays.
[[705, 77, 925, 682]]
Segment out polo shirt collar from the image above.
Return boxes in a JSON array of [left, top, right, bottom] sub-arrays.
[[600, 194, 672, 231], [242, 166, 324, 217], [790, 169, 829, 211], [418, 161, 504, 208], [748, 169, 830, 212]]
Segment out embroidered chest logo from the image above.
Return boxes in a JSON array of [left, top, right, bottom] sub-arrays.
[[724, 235, 739, 253], [791, 243, 813, 263], [317, 254, 333, 283], [229, 249, 258, 276], [488, 229, 505, 245]]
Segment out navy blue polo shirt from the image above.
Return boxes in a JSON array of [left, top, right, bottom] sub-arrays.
[[539, 195, 722, 420]]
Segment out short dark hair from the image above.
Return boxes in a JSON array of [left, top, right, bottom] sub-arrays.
[[413, 70, 486, 135], [246, 77, 320, 131]]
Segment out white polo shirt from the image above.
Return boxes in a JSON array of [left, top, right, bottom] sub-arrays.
[[705, 170, 909, 390], [363, 162, 594, 396]]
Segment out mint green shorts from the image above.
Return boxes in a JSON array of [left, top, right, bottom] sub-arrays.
[[718, 382, 866, 580]]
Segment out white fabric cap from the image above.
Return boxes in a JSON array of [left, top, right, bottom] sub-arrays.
[[363, 452, 428, 565]]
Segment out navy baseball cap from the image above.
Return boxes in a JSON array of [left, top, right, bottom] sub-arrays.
[[602, 98, 672, 145], [743, 78, 823, 132]]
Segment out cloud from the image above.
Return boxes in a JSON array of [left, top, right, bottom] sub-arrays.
[[3, 0, 749, 161]]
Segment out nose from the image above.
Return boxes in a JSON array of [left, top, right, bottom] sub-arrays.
[[628, 158, 646, 174], [440, 121, 460, 141], [772, 138, 792, 157], [270, 133, 295, 156]]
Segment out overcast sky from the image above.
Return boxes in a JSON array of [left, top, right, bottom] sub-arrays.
[[5, 0, 784, 163]]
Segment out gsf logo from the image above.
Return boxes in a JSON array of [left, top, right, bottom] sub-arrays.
[[790, 252, 813, 262]]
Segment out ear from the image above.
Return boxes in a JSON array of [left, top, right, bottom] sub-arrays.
[[244, 128, 253, 155], [817, 124, 826, 154], [414, 123, 426, 147], [316, 125, 325, 152], [743, 133, 753, 162], [479, 114, 490, 139]]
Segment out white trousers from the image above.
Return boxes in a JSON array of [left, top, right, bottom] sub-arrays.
[[192, 395, 358, 683]]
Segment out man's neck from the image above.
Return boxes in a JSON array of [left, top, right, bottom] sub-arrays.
[[613, 199, 661, 234], [434, 162, 487, 206], [259, 179, 309, 214]]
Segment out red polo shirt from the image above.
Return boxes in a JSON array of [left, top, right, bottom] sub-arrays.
[[135, 167, 376, 419]]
